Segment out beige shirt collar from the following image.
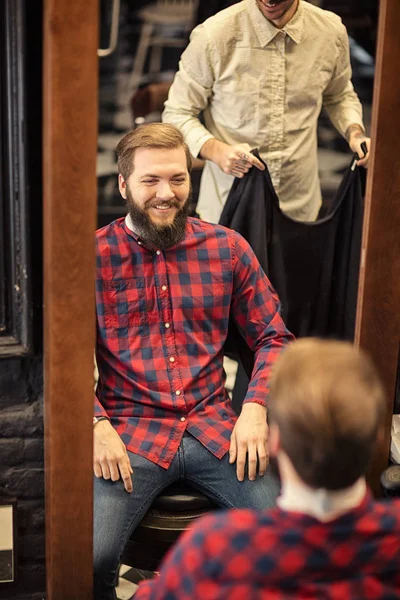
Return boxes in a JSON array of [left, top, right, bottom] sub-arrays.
[[246, 0, 305, 46]]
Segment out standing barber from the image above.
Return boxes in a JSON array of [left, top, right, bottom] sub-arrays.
[[163, 0, 370, 223]]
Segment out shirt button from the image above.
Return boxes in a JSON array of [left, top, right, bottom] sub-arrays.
[[165, 323, 170, 329], [175, 390, 181, 396], [169, 357, 175, 363], [180, 417, 186, 422], [161, 285, 167, 291], [137, 241, 142, 246], [156, 250, 161, 255]]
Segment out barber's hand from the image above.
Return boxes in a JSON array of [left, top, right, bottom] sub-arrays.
[[201, 139, 265, 178], [229, 403, 269, 482], [348, 132, 371, 168], [93, 419, 133, 493], [217, 143, 265, 177]]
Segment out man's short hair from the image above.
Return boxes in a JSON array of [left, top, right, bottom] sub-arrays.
[[269, 339, 386, 490], [116, 123, 193, 181]]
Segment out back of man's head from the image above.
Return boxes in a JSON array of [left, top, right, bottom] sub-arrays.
[[269, 339, 386, 491]]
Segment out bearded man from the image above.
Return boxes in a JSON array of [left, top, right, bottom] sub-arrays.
[[93, 123, 294, 600], [162, 0, 371, 223]]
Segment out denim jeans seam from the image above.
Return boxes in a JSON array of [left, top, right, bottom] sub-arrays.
[[184, 476, 237, 509], [115, 479, 178, 568]]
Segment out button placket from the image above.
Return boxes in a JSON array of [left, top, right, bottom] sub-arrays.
[[267, 33, 285, 189], [154, 252, 186, 411]]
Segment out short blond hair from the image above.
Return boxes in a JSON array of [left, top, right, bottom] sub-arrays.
[[116, 123, 192, 181], [269, 339, 386, 490]]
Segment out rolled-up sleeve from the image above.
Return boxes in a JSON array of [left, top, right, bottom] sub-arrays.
[[322, 25, 364, 138], [162, 24, 216, 157]]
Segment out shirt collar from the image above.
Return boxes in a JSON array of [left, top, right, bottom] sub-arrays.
[[278, 477, 368, 522], [124, 213, 143, 245], [125, 213, 136, 235], [246, 0, 304, 46]]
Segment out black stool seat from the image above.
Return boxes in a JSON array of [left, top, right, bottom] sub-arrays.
[[152, 482, 215, 512], [121, 482, 218, 571]]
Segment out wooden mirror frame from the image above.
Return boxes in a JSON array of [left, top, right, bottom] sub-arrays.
[[42, 0, 400, 597]]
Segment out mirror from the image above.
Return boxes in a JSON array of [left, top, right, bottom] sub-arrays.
[[95, 0, 380, 592]]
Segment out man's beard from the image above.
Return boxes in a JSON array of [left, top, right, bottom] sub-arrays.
[[125, 187, 191, 251]]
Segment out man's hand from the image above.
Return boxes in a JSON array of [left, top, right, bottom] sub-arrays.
[[200, 139, 265, 177], [229, 403, 269, 482], [93, 419, 133, 493], [347, 125, 371, 168]]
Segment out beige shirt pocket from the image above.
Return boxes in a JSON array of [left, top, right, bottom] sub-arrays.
[[211, 78, 260, 138]]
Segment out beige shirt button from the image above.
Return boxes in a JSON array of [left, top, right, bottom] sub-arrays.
[[169, 357, 175, 363], [156, 250, 161, 255], [161, 285, 167, 291], [165, 322, 170, 329], [180, 417, 186, 422], [175, 390, 181, 396]]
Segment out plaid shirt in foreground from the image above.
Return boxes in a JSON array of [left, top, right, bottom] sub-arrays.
[[135, 495, 400, 600], [95, 216, 293, 468]]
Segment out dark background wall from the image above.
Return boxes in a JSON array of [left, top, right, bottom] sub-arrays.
[[0, 358, 44, 600], [0, 1, 44, 598]]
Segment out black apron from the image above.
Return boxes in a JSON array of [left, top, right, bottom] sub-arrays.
[[220, 151, 365, 409]]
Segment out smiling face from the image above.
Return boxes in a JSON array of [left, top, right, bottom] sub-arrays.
[[255, 0, 298, 27], [119, 146, 191, 250]]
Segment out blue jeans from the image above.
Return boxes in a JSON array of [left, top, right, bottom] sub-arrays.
[[93, 432, 279, 599]]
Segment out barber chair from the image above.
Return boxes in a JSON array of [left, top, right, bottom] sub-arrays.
[[121, 481, 218, 571]]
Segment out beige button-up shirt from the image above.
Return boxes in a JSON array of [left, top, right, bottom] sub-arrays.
[[162, 0, 364, 223]]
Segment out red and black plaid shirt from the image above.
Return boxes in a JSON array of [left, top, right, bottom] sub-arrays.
[[95, 216, 292, 468], [135, 495, 400, 599]]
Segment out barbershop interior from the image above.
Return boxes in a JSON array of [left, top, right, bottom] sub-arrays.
[[0, 0, 399, 599]]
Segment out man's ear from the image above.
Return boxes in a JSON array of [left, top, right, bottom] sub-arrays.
[[118, 174, 127, 199], [268, 422, 280, 457]]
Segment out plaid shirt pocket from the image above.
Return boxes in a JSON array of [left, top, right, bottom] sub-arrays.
[[103, 277, 149, 332]]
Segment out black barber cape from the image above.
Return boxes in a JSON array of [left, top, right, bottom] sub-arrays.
[[220, 151, 364, 378]]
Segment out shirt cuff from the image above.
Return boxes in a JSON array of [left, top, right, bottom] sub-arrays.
[[242, 397, 268, 409], [94, 397, 109, 418], [334, 113, 365, 140], [186, 130, 215, 159]]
